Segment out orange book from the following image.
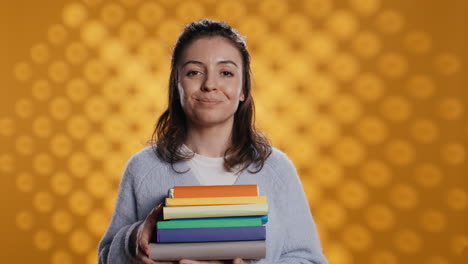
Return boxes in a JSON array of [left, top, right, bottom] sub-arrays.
[[170, 185, 259, 198]]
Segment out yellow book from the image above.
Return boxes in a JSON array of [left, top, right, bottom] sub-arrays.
[[165, 196, 267, 207]]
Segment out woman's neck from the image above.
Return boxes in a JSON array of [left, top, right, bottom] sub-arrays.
[[185, 122, 233, 158]]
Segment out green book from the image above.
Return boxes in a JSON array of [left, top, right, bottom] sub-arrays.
[[157, 216, 264, 229]]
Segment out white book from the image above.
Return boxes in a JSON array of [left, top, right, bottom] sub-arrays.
[[163, 203, 269, 220]]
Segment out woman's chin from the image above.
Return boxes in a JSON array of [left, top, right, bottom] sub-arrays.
[[190, 116, 234, 128]]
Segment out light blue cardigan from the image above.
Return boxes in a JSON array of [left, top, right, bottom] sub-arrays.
[[98, 146, 328, 264]]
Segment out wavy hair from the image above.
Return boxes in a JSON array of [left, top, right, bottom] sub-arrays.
[[148, 19, 271, 174]]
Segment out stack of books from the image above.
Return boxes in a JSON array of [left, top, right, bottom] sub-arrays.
[[149, 185, 268, 261]]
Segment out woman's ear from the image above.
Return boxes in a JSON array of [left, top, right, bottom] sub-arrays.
[[240, 92, 245, 102]]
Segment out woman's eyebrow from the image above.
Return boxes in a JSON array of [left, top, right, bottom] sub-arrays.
[[181, 60, 203, 68], [181, 60, 239, 68], [218, 60, 238, 68]]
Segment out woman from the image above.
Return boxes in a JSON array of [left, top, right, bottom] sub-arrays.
[[98, 19, 328, 264]]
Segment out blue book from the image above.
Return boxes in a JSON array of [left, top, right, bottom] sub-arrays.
[[157, 226, 266, 243]]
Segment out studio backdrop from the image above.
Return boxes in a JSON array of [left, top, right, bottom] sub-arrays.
[[0, 0, 466, 263]]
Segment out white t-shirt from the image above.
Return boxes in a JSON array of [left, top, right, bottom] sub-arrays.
[[181, 144, 239, 185]]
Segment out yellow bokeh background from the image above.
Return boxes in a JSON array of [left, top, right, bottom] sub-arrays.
[[0, 0, 466, 263]]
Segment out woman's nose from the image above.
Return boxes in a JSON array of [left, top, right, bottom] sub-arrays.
[[201, 73, 217, 91]]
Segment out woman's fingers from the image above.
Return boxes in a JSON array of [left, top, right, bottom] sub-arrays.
[[141, 203, 164, 251], [233, 258, 249, 264], [179, 260, 203, 264], [137, 253, 157, 264], [137, 251, 176, 264], [149, 203, 164, 221], [138, 236, 150, 256], [179, 258, 249, 263], [136, 223, 150, 256], [138, 203, 164, 256], [178, 260, 195, 264], [179, 260, 227, 264], [138, 252, 175, 264]]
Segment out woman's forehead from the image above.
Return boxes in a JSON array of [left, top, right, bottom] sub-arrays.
[[180, 36, 243, 65]]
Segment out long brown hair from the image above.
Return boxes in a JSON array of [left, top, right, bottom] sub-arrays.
[[149, 19, 271, 174]]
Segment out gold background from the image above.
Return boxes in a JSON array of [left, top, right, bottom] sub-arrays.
[[0, 0, 466, 263]]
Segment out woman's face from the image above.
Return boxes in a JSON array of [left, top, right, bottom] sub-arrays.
[[177, 36, 245, 129]]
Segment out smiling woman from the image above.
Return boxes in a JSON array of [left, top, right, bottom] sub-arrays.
[[98, 19, 328, 264], [152, 19, 272, 175]]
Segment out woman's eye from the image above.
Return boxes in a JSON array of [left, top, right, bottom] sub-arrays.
[[221, 71, 233, 77], [186, 70, 201, 76]]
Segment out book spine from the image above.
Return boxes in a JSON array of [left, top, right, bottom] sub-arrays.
[[157, 226, 266, 243], [173, 185, 259, 198], [149, 240, 266, 261], [165, 196, 267, 207], [163, 203, 269, 220], [165, 215, 269, 223], [157, 217, 263, 229]]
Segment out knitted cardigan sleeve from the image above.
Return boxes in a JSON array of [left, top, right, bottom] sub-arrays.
[[98, 157, 142, 264]]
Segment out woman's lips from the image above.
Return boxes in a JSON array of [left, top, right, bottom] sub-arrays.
[[196, 98, 222, 105]]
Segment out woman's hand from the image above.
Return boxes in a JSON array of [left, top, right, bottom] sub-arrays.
[[179, 258, 250, 264], [129, 205, 249, 264], [130, 203, 176, 264]]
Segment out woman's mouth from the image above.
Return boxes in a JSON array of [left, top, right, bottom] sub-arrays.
[[196, 99, 222, 106]]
